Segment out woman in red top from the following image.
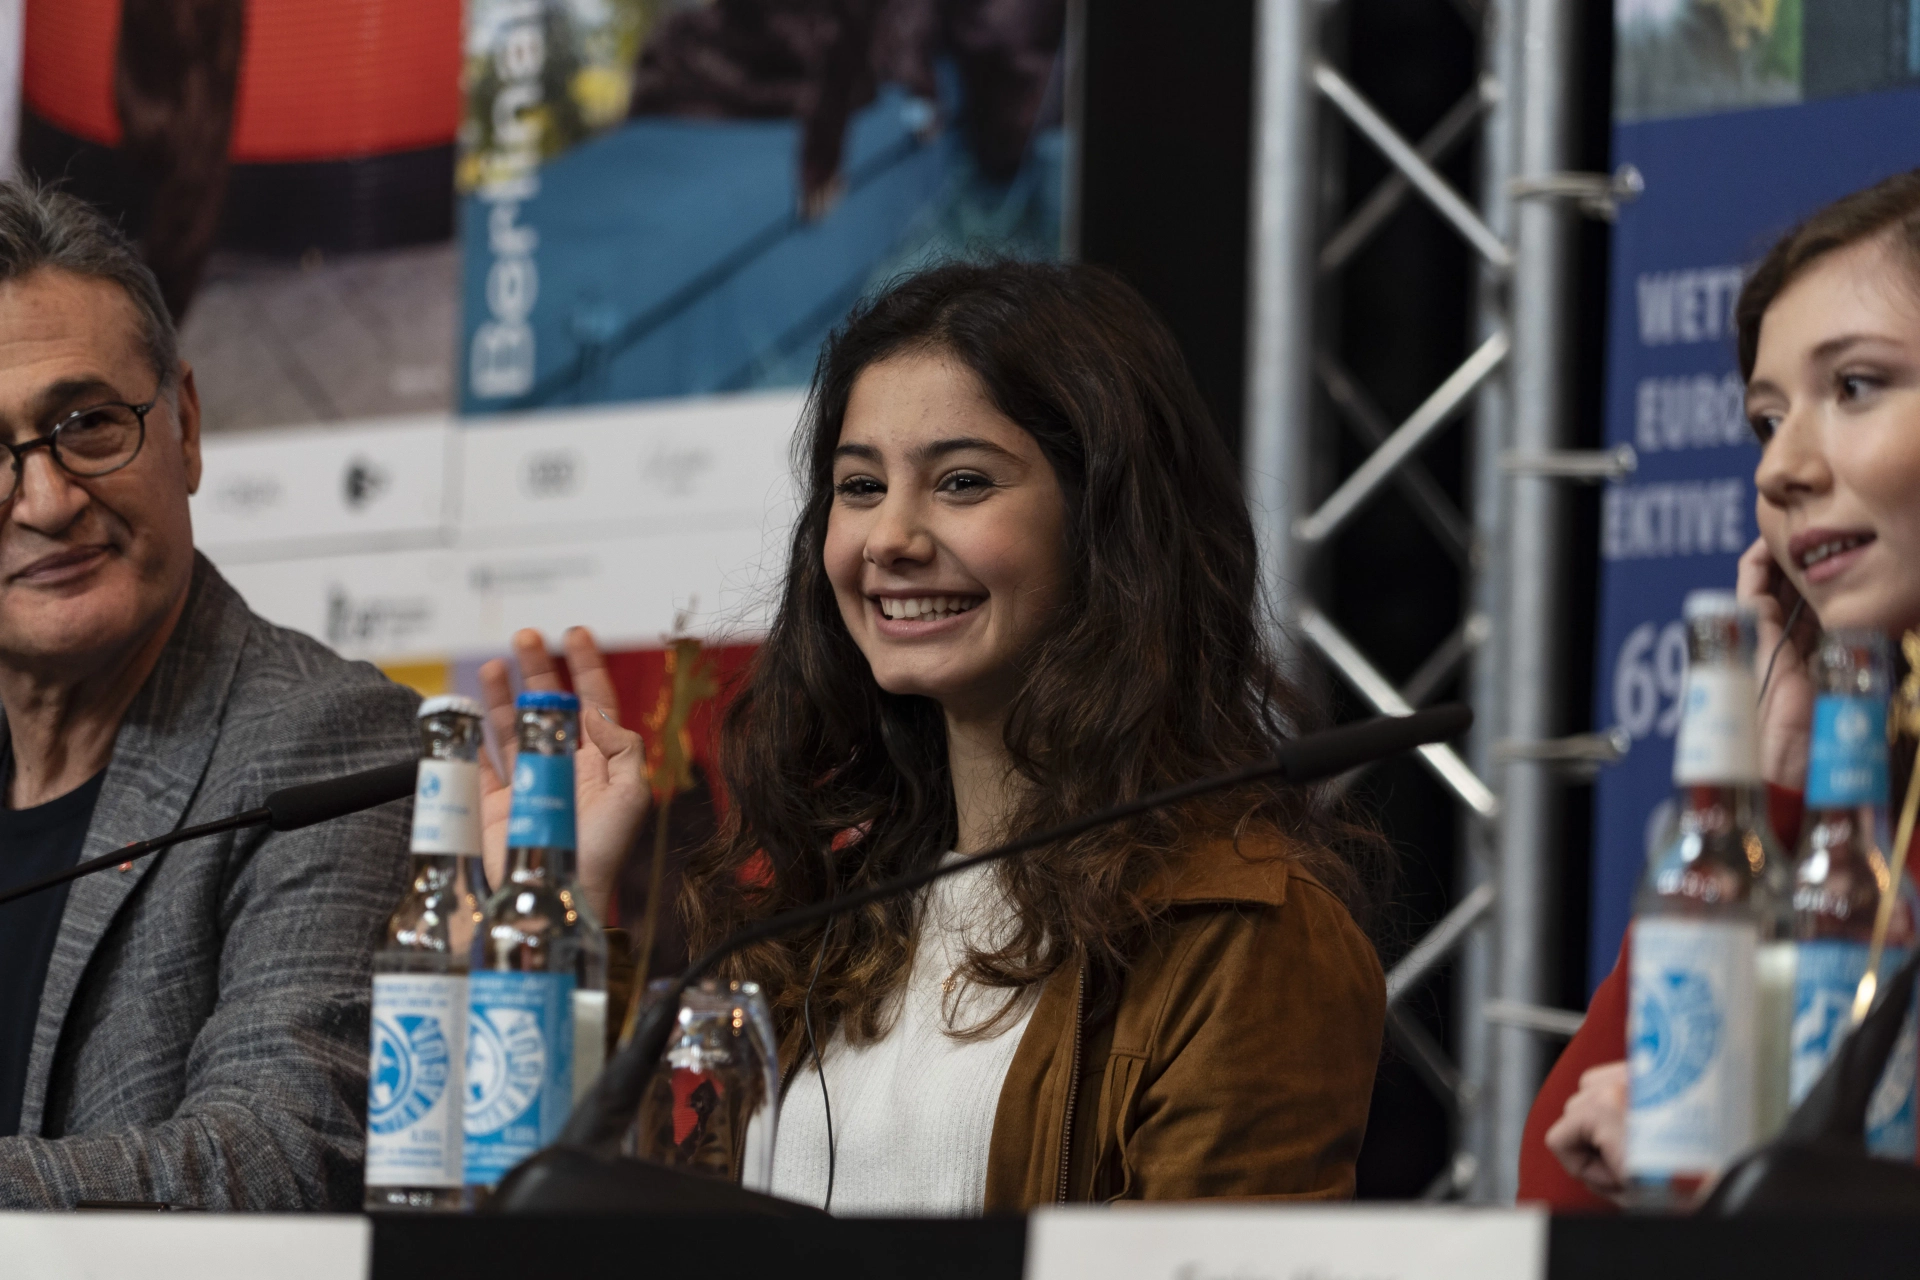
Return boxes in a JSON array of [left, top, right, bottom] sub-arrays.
[[1524, 169, 1920, 1208]]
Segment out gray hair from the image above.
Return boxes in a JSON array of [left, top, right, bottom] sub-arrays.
[[0, 180, 179, 392]]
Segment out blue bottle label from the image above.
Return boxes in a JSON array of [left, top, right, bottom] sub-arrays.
[[1790, 941, 1916, 1159], [462, 970, 576, 1185], [1806, 695, 1889, 809], [507, 753, 575, 850], [367, 973, 467, 1187], [1626, 918, 1758, 1177]]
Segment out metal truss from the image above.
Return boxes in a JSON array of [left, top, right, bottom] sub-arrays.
[[1245, 0, 1622, 1200]]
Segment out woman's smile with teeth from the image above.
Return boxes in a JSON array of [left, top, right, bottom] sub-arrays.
[[877, 595, 982, 620], [1800, 533, 1872, 567]]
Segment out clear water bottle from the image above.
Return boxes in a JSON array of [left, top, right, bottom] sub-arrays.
[[462, 691, 608, 1198], [366, 695, 483, 1212], [1787, 628, 1918, 1159], [1626, 591, 1793, 1208]]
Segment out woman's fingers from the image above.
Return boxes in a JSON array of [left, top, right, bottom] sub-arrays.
[[563, 626, 622, 721], [1736, 537, 1780, 617], [580, 698, 645, 788], [573, 702, 615, 789], [1735, 540, 1817, 790], [476, 746, 513, 890], [563, 626, 622, 789], [477, 656, 519, 771], [474, 623, 648, 924], [479, 794, 510, 889], [572, 695, 651, 923], [512, 628, 562, 690], [479, 624, 632, 792], [476, 736, 505, 796]]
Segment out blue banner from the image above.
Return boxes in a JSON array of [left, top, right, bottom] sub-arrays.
[[1592, 84, 1920, 988]]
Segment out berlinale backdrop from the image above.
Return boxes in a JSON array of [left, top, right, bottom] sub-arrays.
[[3, 0, 1073, 929]]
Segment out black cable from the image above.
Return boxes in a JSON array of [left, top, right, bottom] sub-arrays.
[[802, 920, 836, 1212], [1759, 596, 1808, 707]]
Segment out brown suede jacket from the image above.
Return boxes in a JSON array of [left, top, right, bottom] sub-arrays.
[[982, 832, 1385, 1210], [616, 832, 1385, 1208]]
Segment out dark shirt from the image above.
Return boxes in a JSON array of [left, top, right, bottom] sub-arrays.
[[0, 772, 106, 1137]]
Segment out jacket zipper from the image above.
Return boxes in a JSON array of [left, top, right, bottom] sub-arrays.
[[1056, 966, 1084, 1204]]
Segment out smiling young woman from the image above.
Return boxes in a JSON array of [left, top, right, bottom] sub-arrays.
[[1737, 179, 1920, 793], [680, 261, 1390, 1214], [1525, 169, 1920, 1210]]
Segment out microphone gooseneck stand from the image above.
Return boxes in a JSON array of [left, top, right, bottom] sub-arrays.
[[490, 703, 1474, 1213], [0, 760, 418, 909]]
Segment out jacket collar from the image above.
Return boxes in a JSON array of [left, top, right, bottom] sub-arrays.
[[12, 556, 249, 1133], [1140, 831, 1295, 907]]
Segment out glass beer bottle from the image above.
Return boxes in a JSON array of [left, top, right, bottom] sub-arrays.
[[1788, 628, 1918, 1159], [462, 691, 607, 1199], [366, 696, 483, 1211], [1626, 591, 1792, 1208]]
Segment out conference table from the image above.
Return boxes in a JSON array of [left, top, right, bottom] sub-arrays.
[[14, 1209, 1916, 1279], [377, 1213, 1914, 1278]]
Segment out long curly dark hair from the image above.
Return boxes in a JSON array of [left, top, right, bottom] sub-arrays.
[[681, 260, 1388, 1059]]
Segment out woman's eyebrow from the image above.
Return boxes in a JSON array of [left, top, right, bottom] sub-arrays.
[[832, 436, 1023, 466], [1808, 331, 1905, 363], [910, 436, 1020, 465]]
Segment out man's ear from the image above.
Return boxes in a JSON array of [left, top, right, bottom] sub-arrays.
[[174, 362, 203, 495]]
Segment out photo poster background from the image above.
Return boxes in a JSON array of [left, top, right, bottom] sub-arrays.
[[3, 0, 1072, 845], [1591, 0, 1920, 986]]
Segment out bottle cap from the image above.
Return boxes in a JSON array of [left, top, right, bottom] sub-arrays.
[[418, 694, 484, 720], [516, 690, 581, 712], [1682, 589, 1753, 620]]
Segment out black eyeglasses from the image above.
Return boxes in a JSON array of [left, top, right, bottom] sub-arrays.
[[0, 397, 155, 502]]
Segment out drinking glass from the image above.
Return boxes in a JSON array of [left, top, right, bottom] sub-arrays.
[[629, 978, 780, 1192]]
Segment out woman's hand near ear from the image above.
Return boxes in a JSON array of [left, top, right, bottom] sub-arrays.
[[1737, 537, 1816, 792], [476, 627, 651, 922]]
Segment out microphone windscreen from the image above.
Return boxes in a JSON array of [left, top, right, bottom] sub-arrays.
[[264, 760, 418, 831], [1277, 703, 1472, 785]]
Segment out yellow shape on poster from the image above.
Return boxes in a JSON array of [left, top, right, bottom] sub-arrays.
[[379, 659, 451, 698]]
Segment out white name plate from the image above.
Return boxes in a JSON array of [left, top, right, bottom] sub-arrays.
[[1026, 1205, 1547, 1280], [0, 1212, 369, 1280]]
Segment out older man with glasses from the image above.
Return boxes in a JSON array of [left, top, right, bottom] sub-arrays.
[[0, 181, 420, 1209]]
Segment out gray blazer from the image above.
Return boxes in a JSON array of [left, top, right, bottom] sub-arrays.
[[0, 556, 418, 1209]]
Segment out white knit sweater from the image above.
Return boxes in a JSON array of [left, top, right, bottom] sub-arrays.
[[770, 854, 1037, 1215]]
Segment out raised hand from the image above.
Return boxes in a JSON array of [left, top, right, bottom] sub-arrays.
[[476, 627, 650, 923], [1737, 537, 1817, 791]]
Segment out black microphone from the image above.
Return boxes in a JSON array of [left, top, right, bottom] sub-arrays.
[[529, 703, 1473, 1171], [264, 761, 419, 831], [0, 760, 418, 909]]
